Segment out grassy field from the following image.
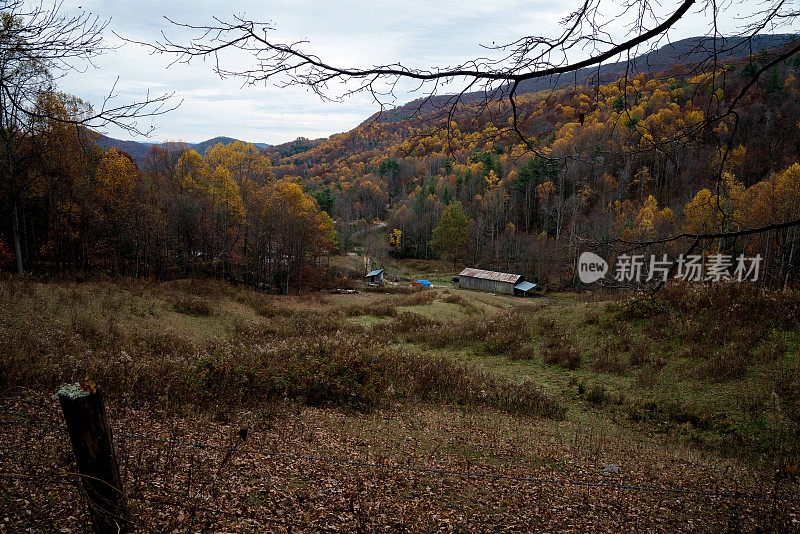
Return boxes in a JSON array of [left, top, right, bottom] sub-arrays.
[[332, 254, 464, 285], [1, 275, 799, 531]]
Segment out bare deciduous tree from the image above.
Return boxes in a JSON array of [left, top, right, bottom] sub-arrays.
[[149, 1, 797, 148]]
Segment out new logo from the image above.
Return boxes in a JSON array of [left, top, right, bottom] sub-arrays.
[[577, 252, 609, 283]]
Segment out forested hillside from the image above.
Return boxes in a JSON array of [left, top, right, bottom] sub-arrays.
[[369, 34, 797, 123], [94, 134, 271, 165], [264, 42, 800, 288], [4, 39, 800, 290]]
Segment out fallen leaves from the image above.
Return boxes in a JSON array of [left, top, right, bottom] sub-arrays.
[[2, 396, 799, 532]]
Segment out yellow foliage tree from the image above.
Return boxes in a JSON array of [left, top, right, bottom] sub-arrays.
[[484, 169, 500, 189], [633, 195, 674, 238], [96, 148, 136, 204]]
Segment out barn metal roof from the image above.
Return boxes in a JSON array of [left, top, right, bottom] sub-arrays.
[[365, 269, 384, 277], [514, 281, 537, 292], [458, 268, 522, 283]]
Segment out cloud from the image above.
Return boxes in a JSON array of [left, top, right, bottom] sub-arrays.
[[54, 0, 775, 144]]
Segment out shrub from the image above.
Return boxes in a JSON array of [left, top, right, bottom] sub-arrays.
[[543, 344, 581, 369], [582, 309, 600, 326], [483, 331, 522, 356], [535, 316, 556, 331], [602, 324, 632, 353], [442, 292, 480, 314], [362, 285, 415, 294], [385, 350, 565, 419], [442, 292, 464, 305], [508, 345, 537, 361], [592, 351, 627, 374], [140, 332, 195, 357], [281, 351, 386, 412], [613, 295, 665, 320], [628, 338, 652, 366], [585, 385, 607, 405], [635, 363, 662, 389], [389, 311, 440, 336], [398, 290, 436, 307], [345, 300, 397, 317], [173, 296, 214, 316], [699, 343, 751, 382], [542, 330, 581, 369], [754, 334, 788, 362], [404, 306, 535, 354], [254, 303, 284, 317]]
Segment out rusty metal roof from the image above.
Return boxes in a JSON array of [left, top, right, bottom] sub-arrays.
[[458, 268, 522, 284]]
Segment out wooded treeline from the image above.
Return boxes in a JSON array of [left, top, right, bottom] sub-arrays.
[[0, 94, 335, 290]]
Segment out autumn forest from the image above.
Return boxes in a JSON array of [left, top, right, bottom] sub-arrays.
[[4, 39, 800, 291]]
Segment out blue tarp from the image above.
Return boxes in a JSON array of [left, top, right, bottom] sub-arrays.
[[415, 279, 432, 286]]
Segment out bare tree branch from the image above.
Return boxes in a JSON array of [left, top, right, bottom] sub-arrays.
[[1, 0, 178, 136]]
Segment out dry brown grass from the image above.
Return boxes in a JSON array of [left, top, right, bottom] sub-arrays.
[[344, 299, 398, 317], [0, 278, 563, 419], [3, 276, 800, 467], [172, 295, 215, 316], [592, 351, 627, 374]]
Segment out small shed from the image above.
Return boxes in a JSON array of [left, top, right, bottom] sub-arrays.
[[365, 268, 385, 284], [514, 280, 538, 297], [458, 268, 524, 295]]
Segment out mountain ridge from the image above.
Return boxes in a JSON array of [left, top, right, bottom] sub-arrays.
[[96, 134, 271, 165], [365, 33, 799, 124]]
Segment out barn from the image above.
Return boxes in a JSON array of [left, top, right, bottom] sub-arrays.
[[365, 268, 385, 284], [457, 268, 531, 295]]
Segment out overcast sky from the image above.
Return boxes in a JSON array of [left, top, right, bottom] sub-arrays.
[[53, 1, 791, 145]]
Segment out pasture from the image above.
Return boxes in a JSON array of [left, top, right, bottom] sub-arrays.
[[1, 276, 799, 531]]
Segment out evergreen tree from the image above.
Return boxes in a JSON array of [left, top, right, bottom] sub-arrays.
[[313, 188, 334, 215], [430, 200, 469, 263]]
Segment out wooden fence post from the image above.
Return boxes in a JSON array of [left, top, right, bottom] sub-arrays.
[[58, 381, 131, 534]]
